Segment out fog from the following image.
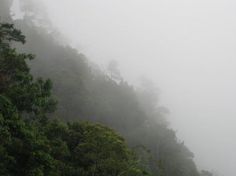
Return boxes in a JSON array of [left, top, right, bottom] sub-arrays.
[[16, 0, 236, 175]]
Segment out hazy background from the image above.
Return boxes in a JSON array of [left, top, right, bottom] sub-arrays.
[[18, 0, 236, 175]]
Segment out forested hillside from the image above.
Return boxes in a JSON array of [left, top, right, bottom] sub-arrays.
[[0, 1, 214, 176]]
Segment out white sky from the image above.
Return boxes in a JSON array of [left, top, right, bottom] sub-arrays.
[[33, 0, 236, 175]]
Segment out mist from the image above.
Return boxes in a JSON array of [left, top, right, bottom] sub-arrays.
[[8, 0, 236, 175], [34, 0, 236, 175]]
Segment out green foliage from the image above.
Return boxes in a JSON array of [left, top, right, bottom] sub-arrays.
[[0, 2, 209, 175], [11, 7, 202, 176], [0, 22, 57, 116], [0, 95, 55, 175], [1, 95, 145, 175], [0, 22, 147, 176], [56, 121, 146, 176]]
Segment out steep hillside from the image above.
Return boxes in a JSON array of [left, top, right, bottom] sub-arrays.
[[0, 1, 214, 176]]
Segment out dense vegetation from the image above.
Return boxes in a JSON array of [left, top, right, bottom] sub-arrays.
[[0, 23, 147, 176], [0, 1, 215, 176]]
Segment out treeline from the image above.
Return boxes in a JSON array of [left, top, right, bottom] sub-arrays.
[[0, 1, 214, 176], [0, 23, 147, 176]]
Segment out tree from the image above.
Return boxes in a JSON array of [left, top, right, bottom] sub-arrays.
[[0, 22, 148, 176], [2, 3, 207, 175], [136, 77, 168, 126], [0, 23, 56, 118], [107, 60, 122, 82], [0, 22, 58, 176]]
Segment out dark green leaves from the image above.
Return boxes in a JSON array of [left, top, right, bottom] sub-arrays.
[[0, 23, 56, 117]]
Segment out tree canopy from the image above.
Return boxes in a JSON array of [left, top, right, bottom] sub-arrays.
[[0, 1, 217, 175], [0, 22, 148, 176]]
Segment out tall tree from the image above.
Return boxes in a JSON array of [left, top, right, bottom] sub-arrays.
[[0, 22, 148, 176], [0, 23, 56, 118]]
